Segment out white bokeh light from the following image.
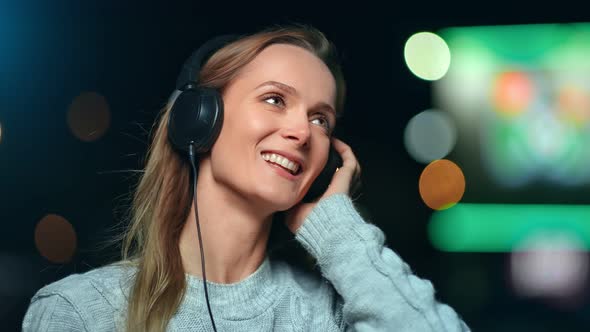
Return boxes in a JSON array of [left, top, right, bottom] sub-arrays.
[[404, 32, 451, 81], [404, 109, 457, 164], [510, 231, 589, 299]]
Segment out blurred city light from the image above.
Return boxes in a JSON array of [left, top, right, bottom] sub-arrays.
[[67, 91, 111, 142], [404, 32, 451, 81], [433, 23, 590, 188], [510, 231, 589, 301], [429, 203, 590, 252], [419, 159, 465, 210], [404, 109, 457, 164], [34, 214, 77, 264]]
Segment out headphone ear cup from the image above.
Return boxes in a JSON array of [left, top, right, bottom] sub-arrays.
[[168, 87, 224, 155]]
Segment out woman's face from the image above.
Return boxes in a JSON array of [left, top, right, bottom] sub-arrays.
[[206, 43, 337, 212]]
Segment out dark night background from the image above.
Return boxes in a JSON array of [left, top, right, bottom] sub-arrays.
[[2, 1, 590, 331]]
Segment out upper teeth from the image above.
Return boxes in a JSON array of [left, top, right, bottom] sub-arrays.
[[261, 153, 300, 174]]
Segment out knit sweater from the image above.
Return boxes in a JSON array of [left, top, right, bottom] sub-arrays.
[[22, 193, 471, 331]]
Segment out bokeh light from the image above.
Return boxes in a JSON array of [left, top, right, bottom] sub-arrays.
[[404, 109, 457, 164], [510, 231, 589, 300], [419, 159, 465, 210], [0, 121, 3, 144], [429, 203, 590, 252], [492, 71, 534, 116], [67, 91, 111, 142], [434, 24, 590, 190], [527, 110, 567, 159], [34, 214, 77, 263], [480, 115, 536, 188], [404, 32, 451, 81], [556, 83, 590, 126], [432, 33, 496, 126]]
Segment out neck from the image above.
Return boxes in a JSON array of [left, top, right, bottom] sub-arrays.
[[179, 161, 274, 284]]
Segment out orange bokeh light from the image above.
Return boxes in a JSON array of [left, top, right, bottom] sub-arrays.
[[419, 159, 466, 210], [557, 84, 590, 125], [492, 71, 534, 116], [67, 91, 111, 142], [34, 214, 77, 264]]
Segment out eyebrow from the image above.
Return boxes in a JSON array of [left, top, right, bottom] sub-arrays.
[[255, 80, 337, 118]]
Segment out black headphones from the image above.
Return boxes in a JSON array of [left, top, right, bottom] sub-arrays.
[[167, 34, 343, 203]]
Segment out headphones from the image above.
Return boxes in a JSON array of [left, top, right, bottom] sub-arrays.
[[167, 34, 343, 203]]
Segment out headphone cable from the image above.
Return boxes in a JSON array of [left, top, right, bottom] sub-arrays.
[[188, 144, 218, 332]]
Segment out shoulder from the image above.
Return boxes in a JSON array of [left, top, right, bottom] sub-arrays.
[[34, 262, 135, 306], [22, 262, 137, 332]]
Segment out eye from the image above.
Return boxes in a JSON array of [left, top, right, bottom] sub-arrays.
[[263, 94, 286, 107], [311, 115, 332, 132]]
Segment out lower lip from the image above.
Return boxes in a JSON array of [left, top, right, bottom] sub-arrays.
[[262, 157, 301, 181]]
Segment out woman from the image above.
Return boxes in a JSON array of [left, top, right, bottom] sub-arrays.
[[22, 24, 471, 331]]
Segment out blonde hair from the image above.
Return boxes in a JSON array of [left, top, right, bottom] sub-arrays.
[[117, 23, 346, 332]]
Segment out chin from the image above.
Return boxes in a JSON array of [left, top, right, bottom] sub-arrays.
[[255, 190, 300, 211]]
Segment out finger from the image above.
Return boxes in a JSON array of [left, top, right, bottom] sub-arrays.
[[354, 164, 361, 176], [330, 137, 350, 154]]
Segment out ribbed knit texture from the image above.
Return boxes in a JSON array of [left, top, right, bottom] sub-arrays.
[[22, 193, 471, 331]]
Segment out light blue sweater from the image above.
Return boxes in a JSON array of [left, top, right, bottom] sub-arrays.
[[22, 193, 471, 331]]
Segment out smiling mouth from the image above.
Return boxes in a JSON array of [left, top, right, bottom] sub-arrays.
[[260, 152, 303, 175], [264, 159, 302, 175]]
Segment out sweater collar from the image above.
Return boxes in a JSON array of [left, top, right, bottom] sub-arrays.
[[182, 255, 279, 319]]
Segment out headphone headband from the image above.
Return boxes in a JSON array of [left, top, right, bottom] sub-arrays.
[[175, 34, 243, 90]]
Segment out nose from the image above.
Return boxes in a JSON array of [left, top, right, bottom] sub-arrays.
[[282, 110, 311, 148]]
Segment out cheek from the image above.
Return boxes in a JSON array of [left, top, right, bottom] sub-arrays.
[[227, 101, 269, 131]]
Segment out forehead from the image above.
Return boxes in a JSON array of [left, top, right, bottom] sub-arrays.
[[234, 44, 337, 105]]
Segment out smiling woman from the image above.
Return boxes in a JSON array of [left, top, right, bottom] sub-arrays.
[[22, 23, 471, 332]]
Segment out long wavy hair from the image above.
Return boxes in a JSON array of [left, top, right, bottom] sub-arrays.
[[116, 23, 346, 332]]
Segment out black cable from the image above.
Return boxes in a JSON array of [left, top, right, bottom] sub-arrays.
[[188, 144, 218, 332]]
